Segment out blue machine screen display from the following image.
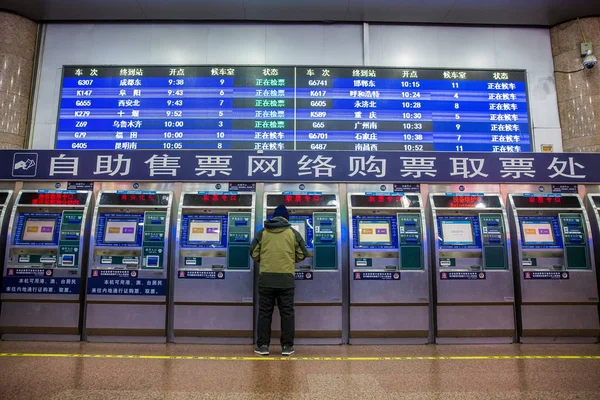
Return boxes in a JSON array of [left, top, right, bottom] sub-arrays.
[[289, 220, 307, 244], [57, 66, 530, 152], [352, 216, 398, 249], [96, 214, 144, 247], [289, 215, 313, 249], [181, 215, 227, 248], [437, 216, 481, 249], [518, 216, 563, 249], [14, 214, 62, 246]]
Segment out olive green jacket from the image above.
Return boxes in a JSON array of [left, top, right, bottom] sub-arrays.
[[250, 217, 309, 288]]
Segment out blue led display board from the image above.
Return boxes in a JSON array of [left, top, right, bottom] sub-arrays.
[[56, 66, 531, 153]]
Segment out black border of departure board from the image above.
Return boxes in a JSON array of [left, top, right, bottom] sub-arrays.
[[55, 65, 532, 152]]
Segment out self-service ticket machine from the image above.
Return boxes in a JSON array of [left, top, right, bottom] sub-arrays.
[[430, 192, 515, 343], [85, 189, 173, 342], [172, 185, 255, 343], [1, 189, 92, 340], [261, 184, 343, 343], [347, 186, 429, 344], [509, 193, 599, 342]]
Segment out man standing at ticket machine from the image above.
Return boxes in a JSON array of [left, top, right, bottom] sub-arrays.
[[251, 205, 309, 356]]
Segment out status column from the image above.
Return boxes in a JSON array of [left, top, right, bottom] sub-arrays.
[[0, 12, 37, 149]]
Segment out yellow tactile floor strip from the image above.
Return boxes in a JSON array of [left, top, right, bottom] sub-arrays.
[[1, 353, 600, 361]]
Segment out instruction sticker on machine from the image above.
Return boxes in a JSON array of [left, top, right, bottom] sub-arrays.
[[3, 269, 80, 295], [440, 272, 486, 280], [354, 272, 401, 281], [87, 277, 166, 295], [178, 271, 225, 279], [524, 271, 569, 280]]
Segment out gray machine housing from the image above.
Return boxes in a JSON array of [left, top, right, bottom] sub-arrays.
[[84, 184, 174, 343], [347, 184, 429, 344], [429, 188, 516, 344], [508, 192, 599, 343], [1, 185, 92, 341], [260, 183, 344, 344], [171, 183, 255, 344]]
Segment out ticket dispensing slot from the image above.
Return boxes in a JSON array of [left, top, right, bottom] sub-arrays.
[[509, 193, 598, 342], [430, 193, 514, 344], [173, 190, 255, 343], [85, 190, 172, 343], [1, 190, 91, 341], [348, 190, 428, 344], [263, 188, 342, 344]]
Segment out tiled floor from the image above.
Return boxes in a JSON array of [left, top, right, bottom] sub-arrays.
[[0, 342, 599, 399]]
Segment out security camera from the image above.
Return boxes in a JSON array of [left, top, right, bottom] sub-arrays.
[[583, 50, 597, 69]]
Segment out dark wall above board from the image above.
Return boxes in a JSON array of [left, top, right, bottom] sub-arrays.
[[3, 0, 599, 27]]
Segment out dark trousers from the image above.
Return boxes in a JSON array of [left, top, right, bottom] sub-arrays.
[[257, 286, 295, 347]]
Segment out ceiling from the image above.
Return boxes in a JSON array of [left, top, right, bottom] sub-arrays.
[[1, 0, 599, 26]]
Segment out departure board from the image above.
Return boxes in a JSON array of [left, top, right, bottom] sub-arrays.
[[57, 66, 531, 152]]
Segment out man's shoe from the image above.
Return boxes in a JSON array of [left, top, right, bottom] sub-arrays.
[[282, 346, 295, 356], [254, 345, 269, 355]]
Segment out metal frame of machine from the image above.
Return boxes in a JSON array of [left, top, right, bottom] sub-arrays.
[[429, 186, 516, 344], [259, 183, 345, 344], [84, 184, 174, 343], [347, 184, 430, 344], [508, 191, 599, 343], [170, 183, 256, 343], [1, 185, 92, 341]]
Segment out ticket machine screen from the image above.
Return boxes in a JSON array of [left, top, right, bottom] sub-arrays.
[[358, 220, 392, 246], [22, 217, 57, 242], [188, 220, 222, 245], [441, 220, 475, 246], [103, 218, 139, 244], [290, 220, 307, 243], [521, 221, 556, 245]]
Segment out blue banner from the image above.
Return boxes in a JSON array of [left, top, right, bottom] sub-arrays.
[[440, 271, 486, 280], [3, 150, 600, 183], [87, 277, 166, 295], [2, 275, 80, 295], [354, 271, 401, 280]]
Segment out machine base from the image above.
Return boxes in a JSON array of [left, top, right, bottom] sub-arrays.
[[175, 337, 253, 344], [1, 333, 80, 342], [520, 336, 598, 344], [293, 338, 343, 345], [436, 336, 514, 344], [350, 337, 428, 345], [86, 335, 166, 343]]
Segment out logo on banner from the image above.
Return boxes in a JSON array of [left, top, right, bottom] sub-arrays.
[[478, 272, 485, 279], [305, 272, 312, 279], [45, 270, 52, 276], [217, 272, 224, 279], [93, 270, 99, 277], [7, 269, 14, 276], [393, 273, 400, 280], [12, 153, 38, 177], [561, 272, 568, 279], [179, 271, 185, 278], [441, 272, 448, 279], [355, 272, 361, 280], [131, 271, 137, 277]]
